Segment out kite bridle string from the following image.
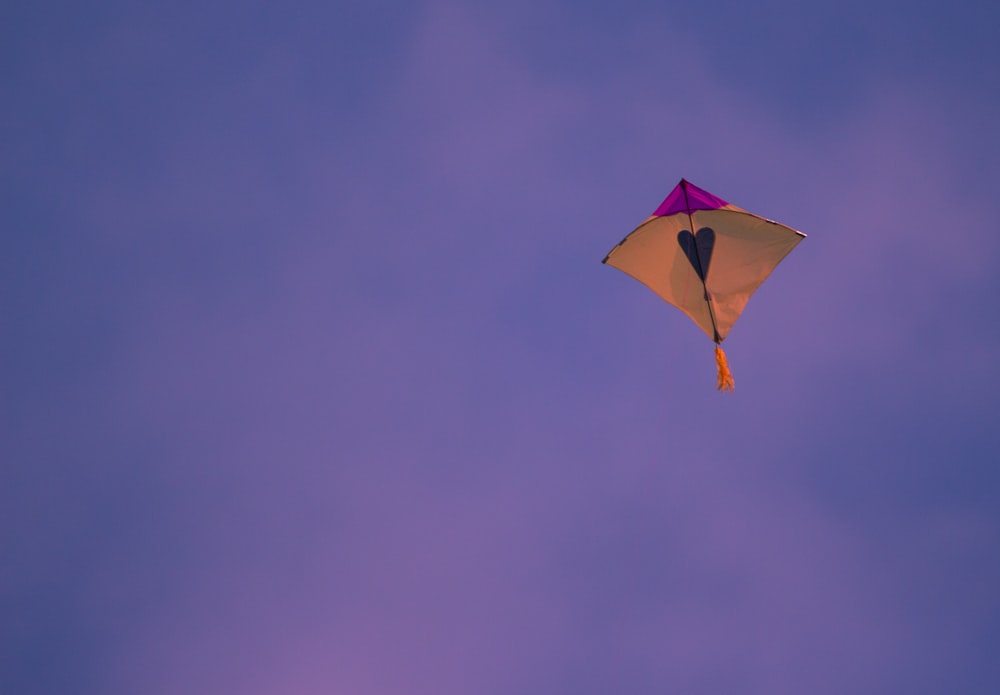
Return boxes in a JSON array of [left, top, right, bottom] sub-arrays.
[[681, 180, 722, 344]]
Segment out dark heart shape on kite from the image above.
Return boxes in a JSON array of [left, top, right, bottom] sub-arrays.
[[677, 227, 715, 282]]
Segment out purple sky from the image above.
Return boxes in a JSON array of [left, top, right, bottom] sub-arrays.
[[4, 1, 1000, 693]]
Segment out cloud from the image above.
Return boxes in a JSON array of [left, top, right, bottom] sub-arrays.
[[4, 2, 1000, 694]]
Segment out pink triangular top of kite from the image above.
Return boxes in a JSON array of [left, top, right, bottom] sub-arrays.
[[652, 179, 728, 217]]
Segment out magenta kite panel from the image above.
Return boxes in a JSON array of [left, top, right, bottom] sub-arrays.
[[652, 179, 729, 217]]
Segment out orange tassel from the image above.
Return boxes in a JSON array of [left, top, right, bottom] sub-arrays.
[[715, 344, 735, 393]]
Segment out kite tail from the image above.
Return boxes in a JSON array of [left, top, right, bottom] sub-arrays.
[[715, 344, 735, 393]]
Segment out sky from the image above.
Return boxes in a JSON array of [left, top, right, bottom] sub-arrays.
[[3, 1, 1000, 693]]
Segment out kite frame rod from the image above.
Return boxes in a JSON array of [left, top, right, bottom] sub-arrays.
[[681, 180, 722, 344]]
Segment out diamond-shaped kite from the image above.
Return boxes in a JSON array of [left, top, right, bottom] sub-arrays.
[[603, 179, 805, 392]]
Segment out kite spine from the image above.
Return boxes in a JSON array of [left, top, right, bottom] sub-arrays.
[[680, 180, 722, 344]]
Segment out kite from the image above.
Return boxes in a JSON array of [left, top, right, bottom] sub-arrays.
[[603, 179, 805, 392]]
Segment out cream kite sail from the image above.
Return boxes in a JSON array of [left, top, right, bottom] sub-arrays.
[[603, 179, 805, 392]]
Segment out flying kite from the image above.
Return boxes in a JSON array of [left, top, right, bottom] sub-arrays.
[[603, 179, 805, 392]]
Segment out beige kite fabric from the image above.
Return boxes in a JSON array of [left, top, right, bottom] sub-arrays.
[[604, 205, 805, 343]]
